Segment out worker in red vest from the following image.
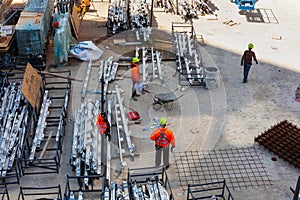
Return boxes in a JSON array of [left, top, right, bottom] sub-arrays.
[[150, 118, 175, 169], [130, 57, 141, 101], [96, 112, 111, 141]]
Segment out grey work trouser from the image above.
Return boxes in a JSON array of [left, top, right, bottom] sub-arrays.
[[155, 145, 170, 167]]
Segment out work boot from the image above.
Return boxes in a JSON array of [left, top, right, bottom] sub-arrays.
[[132, 97, 138, 101]]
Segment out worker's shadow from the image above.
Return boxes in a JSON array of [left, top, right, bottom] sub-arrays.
[[239, 8, 279, 24]]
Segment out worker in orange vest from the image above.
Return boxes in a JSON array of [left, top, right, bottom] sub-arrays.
[[150, 118, 175, 169], [79, 0, 90, 17], [96, 112, 111, 140], [130, 57, 141, 101]]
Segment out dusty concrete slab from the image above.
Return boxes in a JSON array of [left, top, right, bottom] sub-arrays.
[[7, 0, 300, 199]]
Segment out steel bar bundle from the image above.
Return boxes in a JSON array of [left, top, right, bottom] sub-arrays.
[[81, 59, 92, 102], [0, 81, 28, 183], [107, 0, 128, 35], [98, 56, 119, 100], [71, 100, 102, 184], [29, 90, 51, 161], [129, 0, 150, 29], [113, 85, 134, 168]]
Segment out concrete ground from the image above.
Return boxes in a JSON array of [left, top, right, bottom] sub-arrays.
[[7, 0, 300, 199]]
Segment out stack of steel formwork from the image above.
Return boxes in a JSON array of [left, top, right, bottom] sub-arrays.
[[255, 120, 300, 169]]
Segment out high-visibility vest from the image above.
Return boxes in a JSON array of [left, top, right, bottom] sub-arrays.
[[96, 114, 108, 134], [131, 64, 141, 82], [156, 130, 169, 147]]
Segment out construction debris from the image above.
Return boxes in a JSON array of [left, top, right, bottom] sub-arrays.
[[222, 19, 240, 26]]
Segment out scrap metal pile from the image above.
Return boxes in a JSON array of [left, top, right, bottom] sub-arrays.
[[0, 82, 28, 178], [107, 0, 128, 35]]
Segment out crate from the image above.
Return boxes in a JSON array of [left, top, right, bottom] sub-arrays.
[[187, 180, 234, 200], [127, 166, 174, 200]]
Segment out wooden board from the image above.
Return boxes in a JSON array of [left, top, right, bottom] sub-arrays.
[[70, 4, 80, 40], [0, 26, 15, 51], [21, 63, 42, 108]]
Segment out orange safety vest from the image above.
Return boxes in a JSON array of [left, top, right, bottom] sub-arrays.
[[150, 127, 175, 148], [96, 114, 108, 134], [131, 63, 141, 82]]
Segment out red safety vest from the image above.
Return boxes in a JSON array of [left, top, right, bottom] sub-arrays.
[[96, 114, 108, 135]]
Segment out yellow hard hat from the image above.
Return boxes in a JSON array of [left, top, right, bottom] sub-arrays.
[[248, 43, 254, 49], [132, 57, 140, 63], [160, 118, 167, 125]]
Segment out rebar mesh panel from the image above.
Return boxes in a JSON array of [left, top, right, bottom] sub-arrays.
[[255, 120, 300, 169], [174, 147, 272, 189]]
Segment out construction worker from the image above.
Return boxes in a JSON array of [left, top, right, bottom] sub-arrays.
[[130, 57, 141, 101], [241, 43, 258, 83], [79, 0, 90, 17], [150, 118, 175, 169], [96, 112, 111, 140]]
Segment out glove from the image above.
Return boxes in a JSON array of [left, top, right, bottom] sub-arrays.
[[171, 146, 175, 152], [256, 61, 258, 64], [241, 62, 243, 66]]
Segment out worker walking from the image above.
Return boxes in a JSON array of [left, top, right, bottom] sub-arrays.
[[241, 43, 258, 83], [130, 57, 141, 101], [96, 112, 111, 141], [150, 118, 175, 169]]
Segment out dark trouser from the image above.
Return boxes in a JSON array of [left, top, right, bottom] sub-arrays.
[[243, 63, 252, 81], [155, 145, 170, 167], [131, 80, 137, 98]]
